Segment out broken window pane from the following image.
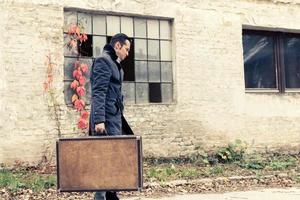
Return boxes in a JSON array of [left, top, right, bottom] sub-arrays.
[[149, 83, 162, 103]]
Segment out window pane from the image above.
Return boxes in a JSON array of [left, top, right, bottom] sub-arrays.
[[82, 81, 91, 105], [135, 61, 147, 82], [242, 33, 276, 88], [284, 36, 300, 88], [135, 39, 147, 60], [78, 13, 92, 34], [160, 20, 171, 39], [161, 62, 172, 82], [160, 41, 172, 61], [134, 18, 146, 38], [64, 11, 77, 32], [64, 79, 91, 105], [93, 15, 106, 35], [147, 20, 159, 39], [149, 83, 162, 103], [64, 57, 78, 80], [136, 83, 148, 103], [64, 81, 74, 105], [64, 34, 78, 56], [148, 61, 160, 82], [161, 83, 172, 103], [121, 17, 133, 37], [107, 16, 120, 36], [93, 36, 106, 57], [122, 39, 135, 81], [148, 40, 160, 60], [122, 82, 135, 103], [78, 34, 93, 57]]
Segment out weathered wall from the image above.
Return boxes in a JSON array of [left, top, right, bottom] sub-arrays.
[[1, 0, 300, 165]]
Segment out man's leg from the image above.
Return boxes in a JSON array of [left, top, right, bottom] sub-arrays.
[[94, 191, 106, 200]]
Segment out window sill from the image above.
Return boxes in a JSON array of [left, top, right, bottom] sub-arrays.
[[125, 102, 176, 106], [285, 89, 300, 93], [245, 89, 279, 93]]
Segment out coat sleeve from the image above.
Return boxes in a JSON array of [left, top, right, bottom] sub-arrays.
[[92, 57, 112, 124]]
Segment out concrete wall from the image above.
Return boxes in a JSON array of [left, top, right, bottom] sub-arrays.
[[1, 0, 300, 165]]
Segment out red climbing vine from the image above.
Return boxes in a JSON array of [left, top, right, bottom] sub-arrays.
[[66, 24, 89, 130]]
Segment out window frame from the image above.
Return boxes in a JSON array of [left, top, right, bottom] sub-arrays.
[[63, 8, 174, 105], [243, 29, 300, 93]]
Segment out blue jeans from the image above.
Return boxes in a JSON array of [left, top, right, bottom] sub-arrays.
[[94, 191, 106, 200]]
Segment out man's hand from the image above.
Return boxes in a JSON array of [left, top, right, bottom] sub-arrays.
[[95, 123, 106, 134]]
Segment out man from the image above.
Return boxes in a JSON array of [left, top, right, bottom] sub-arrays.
[[89, 33, 131, 200]]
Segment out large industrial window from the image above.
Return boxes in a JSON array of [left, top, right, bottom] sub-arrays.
[[63, 10, 173, 104], [242, 29, 300, 92]]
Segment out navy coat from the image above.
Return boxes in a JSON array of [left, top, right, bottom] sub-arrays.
[[89, 44, 124, 135]]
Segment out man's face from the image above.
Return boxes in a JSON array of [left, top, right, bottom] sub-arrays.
[[115, 40, 131, 61]]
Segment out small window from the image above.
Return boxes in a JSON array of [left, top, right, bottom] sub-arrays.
[[63, 11, 173, 104], [242, 30, 300, 92]]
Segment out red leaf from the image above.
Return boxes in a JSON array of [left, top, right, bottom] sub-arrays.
[[74, 99, 85, 111], [83, 34, 88, 42], [80, 63, 88, 73], [73, 69, 82, 80], [76, 86, 86, 97], [79, 76, 86, 86], [81, 111, 89, 119], [77, 118, 88, 129], [72, 70, 78, 79], [47, 74, 53, 82], [70, 80, 79, 90]]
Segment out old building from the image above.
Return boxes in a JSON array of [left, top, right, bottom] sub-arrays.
[[1, 0, 300, 165]]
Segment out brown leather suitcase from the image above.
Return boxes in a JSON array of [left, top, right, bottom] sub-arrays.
[[56, 135, 143, 192]]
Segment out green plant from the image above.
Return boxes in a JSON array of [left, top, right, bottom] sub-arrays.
[[0, 169, 56, 193], [179, 168, 199, 179], [146, 167, 177, 182], [268, 156, 297, 170], [209, 165, 224, 176], [240, 154, 266, 170], [217, 139, 247, 163]]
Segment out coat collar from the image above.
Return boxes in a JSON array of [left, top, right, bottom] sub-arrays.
[[103, 44, 118, 61]]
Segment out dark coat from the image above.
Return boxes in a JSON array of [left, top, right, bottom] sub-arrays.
[[89, 44, 124, 135]]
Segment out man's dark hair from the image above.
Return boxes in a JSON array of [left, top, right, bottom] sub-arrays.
[[110, 33, 130, 47]]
